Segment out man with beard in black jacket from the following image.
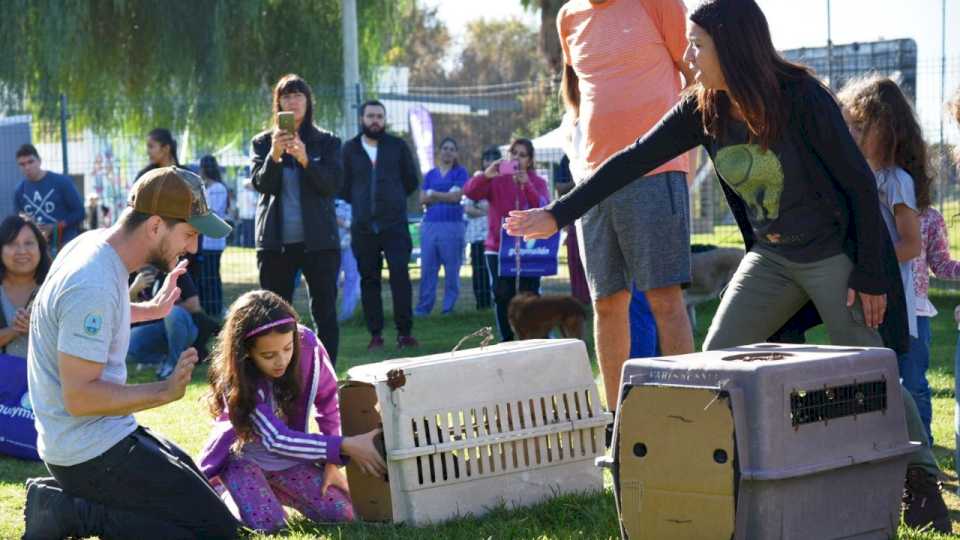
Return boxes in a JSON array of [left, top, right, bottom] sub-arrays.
[[341, 100, 420, 350]]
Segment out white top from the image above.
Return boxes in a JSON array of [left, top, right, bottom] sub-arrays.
[[27, 230, 135, 466], [361, 139, 378, 165], [202, 182, 229, 251], [237, 184, 258, 220], [875, 166, 919, 338]]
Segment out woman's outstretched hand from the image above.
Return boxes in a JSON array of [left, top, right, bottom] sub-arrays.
[[505, 208, 558, 240]]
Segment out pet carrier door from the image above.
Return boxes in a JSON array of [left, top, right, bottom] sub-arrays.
[[617, 385, 736, 540]]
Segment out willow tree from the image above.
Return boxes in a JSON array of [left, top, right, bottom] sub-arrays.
[[0, 0, 410, 145]]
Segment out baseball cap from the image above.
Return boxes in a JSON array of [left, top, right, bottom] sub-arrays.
[[129, 166, 232, 238]]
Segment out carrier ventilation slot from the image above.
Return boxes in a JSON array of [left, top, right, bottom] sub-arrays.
[[790, 380, 887, 426]]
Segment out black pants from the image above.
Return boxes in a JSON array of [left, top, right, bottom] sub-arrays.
[[198, 249, 224, 317], [46, 426, 238, 540], [470, 241, 492, 309], [258, 244, 341, 364], [485, 253, 540, 342], [352, 224, 414, 337]]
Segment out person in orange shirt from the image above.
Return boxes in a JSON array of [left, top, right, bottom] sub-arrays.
[[558, 0, 694, 415]]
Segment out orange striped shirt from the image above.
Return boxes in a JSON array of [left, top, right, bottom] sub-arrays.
[[559, 0, 690, 176]]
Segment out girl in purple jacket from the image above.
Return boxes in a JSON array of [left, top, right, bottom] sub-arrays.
[[198, 290, 385, 532]]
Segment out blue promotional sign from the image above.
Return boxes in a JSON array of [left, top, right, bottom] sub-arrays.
[[498, 228, 560, 277], [0, 354, 40, 461]]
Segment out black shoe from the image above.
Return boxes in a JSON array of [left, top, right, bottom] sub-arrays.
[[902, 467, 951, 533], [23, 478, 75, 540]]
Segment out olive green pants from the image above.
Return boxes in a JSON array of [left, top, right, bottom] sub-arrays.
[[704, 248, 939, 476]]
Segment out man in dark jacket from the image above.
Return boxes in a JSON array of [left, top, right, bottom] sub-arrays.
[[250, 75, 344, 363], [341, 100, 419, 350]]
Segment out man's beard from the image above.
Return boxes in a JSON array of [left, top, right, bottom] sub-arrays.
[[362, 124, 384, 140], [145, 237, 176, 273]]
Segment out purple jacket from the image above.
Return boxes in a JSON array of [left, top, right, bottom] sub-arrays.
[[198, 326, 344, 479]]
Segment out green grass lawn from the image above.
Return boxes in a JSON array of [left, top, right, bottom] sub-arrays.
[[4, 269, 960, 538]]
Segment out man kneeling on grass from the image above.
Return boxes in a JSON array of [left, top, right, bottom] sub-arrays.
[[23, 167, 238, 540]]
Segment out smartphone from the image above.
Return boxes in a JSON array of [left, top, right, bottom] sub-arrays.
[[499, 159, 518, 176], [277, 111, 295, 133]]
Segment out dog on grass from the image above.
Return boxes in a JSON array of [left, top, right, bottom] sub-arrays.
[[508, 292, 587, 340]]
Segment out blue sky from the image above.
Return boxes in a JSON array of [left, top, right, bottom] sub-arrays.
[[423, 0, 959, 141]]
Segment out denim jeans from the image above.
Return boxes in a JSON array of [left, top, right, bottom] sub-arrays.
[[339, 246, 360, 322], [127, 306, 198, 378], [899, 316, 932, 445]]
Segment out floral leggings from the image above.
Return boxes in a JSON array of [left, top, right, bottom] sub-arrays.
[[221, 458, 355, 532]]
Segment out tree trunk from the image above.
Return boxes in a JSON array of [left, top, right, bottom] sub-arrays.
[[538, 0, 565, 78]]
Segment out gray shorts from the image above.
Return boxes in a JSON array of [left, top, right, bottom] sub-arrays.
[[575, 171, 691, 299]]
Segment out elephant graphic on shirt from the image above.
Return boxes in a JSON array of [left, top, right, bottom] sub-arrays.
[[714, 144, 785, 223]]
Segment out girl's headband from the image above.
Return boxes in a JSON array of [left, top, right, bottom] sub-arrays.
[[244, 317, 296, 339]]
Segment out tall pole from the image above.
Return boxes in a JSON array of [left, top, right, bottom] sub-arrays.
[[938, 0, 946, 209], [341, 0, 361, 139], [59, 93, 69, 175], [826, 0, 833, 88]]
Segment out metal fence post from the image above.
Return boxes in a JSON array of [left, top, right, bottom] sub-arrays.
[[59, 93, 69, 174]]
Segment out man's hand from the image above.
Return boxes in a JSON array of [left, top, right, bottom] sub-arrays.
[[321, 462, 351, 496], [129, 269, 157, 297], [140, 260, 187, 321], [847, 289, 886, 329], [162, 347, 198, 402]]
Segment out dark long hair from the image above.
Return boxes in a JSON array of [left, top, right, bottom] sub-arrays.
[[206, 290, 301, 445], [147, 128, 180, 166], [510, 138, 535, 171], [690, 0, 812, 150], [272, 74, 315, 138], [839, 75, 933, 209], [0, 215, 51, 285], [199, 155, 222, 183]]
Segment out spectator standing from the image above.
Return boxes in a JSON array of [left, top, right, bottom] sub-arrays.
[[554, 155, 590, 305], [464, 139, 550, 342], [463, 146, 497, 310], [341, 100, 420, 350], [250, 74, 344, 364], [14, 144, 85, 251], [135, 128, 180, 180], [335, 199, 360, 322], [557, 0, 695, 413], [84, 193, 111, 231], [198, 155, 229, 318], [415, 137, 468, 316], [237, 178, 258, 248]]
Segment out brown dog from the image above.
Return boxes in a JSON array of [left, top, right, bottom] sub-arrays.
[[508, 292, 588, 340]]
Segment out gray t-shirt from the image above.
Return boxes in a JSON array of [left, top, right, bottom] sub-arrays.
[[876, 166, 918, 338], [27, 230, 135, 466], [281, 166, 305, 244], [0, 286, 29, 359]]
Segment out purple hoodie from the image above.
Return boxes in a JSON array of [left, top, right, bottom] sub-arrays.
[[199, 326, 344, 479]]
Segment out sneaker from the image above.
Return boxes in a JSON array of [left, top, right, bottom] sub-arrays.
[[23, 478, 75, 540], [397, 335, 419, 349], [902, 467, 951, 533], [367, 335, 385, 351]]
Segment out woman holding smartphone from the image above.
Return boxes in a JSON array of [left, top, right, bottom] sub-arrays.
[[463, 138, 550, 341], [250, 73, 345, 364]]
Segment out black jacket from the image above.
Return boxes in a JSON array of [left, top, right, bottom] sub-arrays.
[[340, 133, 419, 234], [250, 124, 342, 252]]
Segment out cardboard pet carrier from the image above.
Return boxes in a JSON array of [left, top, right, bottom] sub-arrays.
[[601, 343, 918, 540], [339, 338, 612, 525]]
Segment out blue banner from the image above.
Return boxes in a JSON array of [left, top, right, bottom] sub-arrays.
[[0, 354, 40, 461], [499, 229, 560, 277]]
